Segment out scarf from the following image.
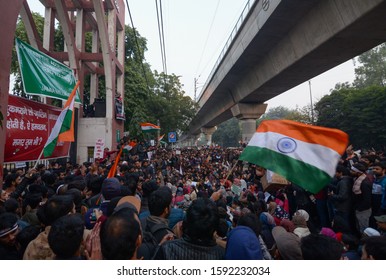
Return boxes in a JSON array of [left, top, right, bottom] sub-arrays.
[[352, 174, 366, 194]]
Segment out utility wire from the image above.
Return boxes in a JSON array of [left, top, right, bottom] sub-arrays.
[[155, 0, 167, 75], [125, 0, 153, 95], [159, 0, 167, 75], [195, 0, 220, 77]]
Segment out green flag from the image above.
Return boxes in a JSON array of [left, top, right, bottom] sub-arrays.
[[15, 38, 81, 103]]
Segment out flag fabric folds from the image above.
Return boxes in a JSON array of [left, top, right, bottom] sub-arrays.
[[158, 134, 165, 142], [123, 141, 137, 151], [107, 147, 123, 178], [140, 122, 160, 132], [239, 120, 349, 194], [43, 81, 80, 157]]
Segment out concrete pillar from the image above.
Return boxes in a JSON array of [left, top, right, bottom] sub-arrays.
[[231, 103, 268, 143], [191, 133, 200, 146], [201, 127, 217, 146], [0, 0, 24, 186]]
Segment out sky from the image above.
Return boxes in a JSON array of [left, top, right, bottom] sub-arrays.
[[27, 0, 356, 111]]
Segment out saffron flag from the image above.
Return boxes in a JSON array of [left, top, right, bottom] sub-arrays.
[[239, 120, 349, 193], [107, 147, 123, 178], [140, 122, 160, 132], [43, 81, 80, 157]]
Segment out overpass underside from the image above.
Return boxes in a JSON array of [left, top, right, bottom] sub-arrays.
[[188, 0, 386, 137]]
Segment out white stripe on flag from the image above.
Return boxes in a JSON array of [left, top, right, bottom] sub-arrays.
[[249, 131, 341, 176]]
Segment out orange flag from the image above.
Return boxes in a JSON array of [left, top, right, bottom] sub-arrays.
[[107, 147, 123, 178]]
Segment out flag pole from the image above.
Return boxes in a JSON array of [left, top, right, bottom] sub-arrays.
[[33, 149, 44, 169], [225, 160, 239, 182], [36, 81, 80, 167]]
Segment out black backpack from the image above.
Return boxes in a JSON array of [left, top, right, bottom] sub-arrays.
[[137, 221, 171, 260]]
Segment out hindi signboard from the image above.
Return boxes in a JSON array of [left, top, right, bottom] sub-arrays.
[[94, 138, 105, 160], [5, 95, 71, 162]]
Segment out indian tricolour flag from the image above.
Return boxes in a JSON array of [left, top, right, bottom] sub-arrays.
[[123, 141, 137, 151], [43, 81, 80, 157], [140, 122, 160, 132], [239, 120, 349, 193]]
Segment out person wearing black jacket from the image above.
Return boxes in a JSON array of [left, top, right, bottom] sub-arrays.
[[329, 165, 354, 232], [350, 163, 372, 235], [154, 198, 224, 260]]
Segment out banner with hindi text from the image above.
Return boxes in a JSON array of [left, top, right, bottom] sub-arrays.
[[5, 95, 70, 163]]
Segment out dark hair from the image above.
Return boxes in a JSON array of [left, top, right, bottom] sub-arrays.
[[17, 225, 40, 256], [341, 233, 359, 251], [37, 164, 45, 170], [4, 198, 19, 213], [237, 213, 262, 237], [336, 164, 349, 176], [48, 214, 84, 259], [332, 215, 352, 234], [37, 195, 74, 226], [3, 173, 20, 190], [183, 198, 219, 244], [41, 172, 57, 186], [88, 175, 104, 194], [24, 192, 43, 209], [301, 234, 344, 260], [148, 187, 172, 216], [372, 161, 386, 170], [125, 174, 139, 195], [0, 212, 18, 232], [216, 219, 229, 238], [68, 179, 86, 192], [120, 164, 130, 173], [28, 184, 48, 196], [247, 200, 265, 215], [142, 180, 159, 198], [100, 208, 141, 260], [65, 188, 83, 213], [362, 236, 386, 260]]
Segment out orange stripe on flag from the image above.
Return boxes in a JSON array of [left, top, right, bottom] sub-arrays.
[[107, 147, 123, 178], [58, 81, 80, 142], [257, 120, 348, 154]]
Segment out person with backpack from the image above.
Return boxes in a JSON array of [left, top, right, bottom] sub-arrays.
[[137, 186, 175, 259]]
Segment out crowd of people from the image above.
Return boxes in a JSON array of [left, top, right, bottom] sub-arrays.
[[0, 141, 385, 260]]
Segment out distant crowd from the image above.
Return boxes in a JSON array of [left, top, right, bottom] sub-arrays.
[[1, 141, 385, 260]]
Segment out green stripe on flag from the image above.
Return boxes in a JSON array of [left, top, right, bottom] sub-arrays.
[[60, 109, 73, 133], [239, 146, 331, 193], [43, 136, 59, 157], [142, 129, 159, 133]]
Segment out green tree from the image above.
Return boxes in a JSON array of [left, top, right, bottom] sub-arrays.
[[314, 86, 353, 130], [11, 13, 44, 97], [146, 71, 198, 136], [315, 86, 386, 149], [123, 26, 155, 139], [353, 43, 386, 88], [212, 118, 241, 147], [257, 105, 312, 126]]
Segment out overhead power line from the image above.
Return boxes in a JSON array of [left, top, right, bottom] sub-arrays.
[[155, 0, 167, 76], [125, 0, 153, 95]]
